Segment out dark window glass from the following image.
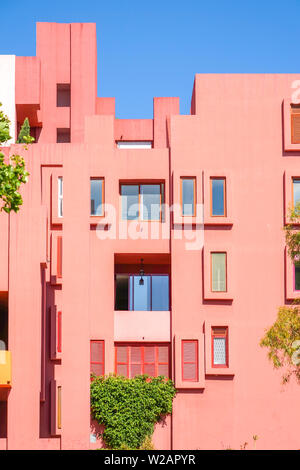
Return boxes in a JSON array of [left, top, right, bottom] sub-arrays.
[[211, 178, 225, 216], [90, 179, 103, 216], [181, 178, 195, 216], [295, 265, 300, 291]]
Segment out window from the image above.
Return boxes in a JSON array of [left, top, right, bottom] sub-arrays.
[[293, 178, 300, 207], [212, 327, 228, 367], [90, 178, 104, 216], [115, 274, 169, 311], [211, 178, 226, 216], [57, 386, 62, 430], [117, 141, 152, 149], [90, 340, 104, 376], [57, 311, 62, 353], [181, 178, 196, 216], [121, 183, 163, 221], [58, 177, 63, 218], [182, 340, 198, 382], [57, 84, 70, 107], [57, 236, 62, 279], [115, 343, 170, 378], [211, 252, 227, 292], [291, 105, 300, 144], [295, 265, 300, 291], [57, 128, 70, 143]]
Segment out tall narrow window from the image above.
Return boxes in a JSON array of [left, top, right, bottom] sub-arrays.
[[211, 178, 226, 216], [90, 178, 104, 216], [121, 183, 162, 221], [115, 344, 170, 378], [181, 178, 196, 216], [295, 265, 300, 291], [291, 106, 300, 144], [90, 340, 105, 376], [57, 311, 62, 354], [211, 252, 227, 292], [57, 386, 62, 429], [57, 236, 62, 279], [182, 340, 198, 381], [212, 327, 228, 367], [293, 178, 300, 207], [58, 177, 63, 218]]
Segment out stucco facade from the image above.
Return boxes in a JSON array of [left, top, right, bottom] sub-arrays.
[[0, 22, 300, 450]]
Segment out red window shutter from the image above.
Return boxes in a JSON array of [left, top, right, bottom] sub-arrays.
[[57, 311, 62, 353], [57, 236, 62, 278], [182, 340, 198, 381], [90, 340, 104, 376], [291, 114, 300, 144], [116, 345, 128, 377], [115, 343, 170, 378]]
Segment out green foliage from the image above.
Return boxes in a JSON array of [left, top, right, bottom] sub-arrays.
[[260, 203, 300, 383], [16, 117, 35, 144], [0, 103, 30, 213], [0, 102, 11, 143], [284, 201, 300, 264], [90, 374, 176, 450], [260, 306, 300, 383], [0, 153, 29, 213]]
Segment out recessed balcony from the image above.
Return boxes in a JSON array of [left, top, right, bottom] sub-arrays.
[[0, 350, 11, 389]]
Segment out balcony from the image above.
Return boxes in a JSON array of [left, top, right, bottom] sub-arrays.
[[0, 351, 11, 395], [114, 310, 170, 342], [114, 253, 171, 341]]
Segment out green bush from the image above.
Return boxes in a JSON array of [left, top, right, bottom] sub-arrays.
[[91, 374, 176, 450]]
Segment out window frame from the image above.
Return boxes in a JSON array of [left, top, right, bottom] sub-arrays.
[[210, 251, 227, 293], [120, 182, 164, 222], [90, 340, 105, 377], [211, 327, 229, 368], [210, 177, 226, 217], [181, 340, 198, 382], [90, 177, 105, 217], [291, 112, 300, 145], [114, 342, 170, 378], [115, 273, 170, 311], [58, 176, 63, 218], [294, 264, 300, 291], [292, 177, 300, 209], [180, 177, 196, 217]]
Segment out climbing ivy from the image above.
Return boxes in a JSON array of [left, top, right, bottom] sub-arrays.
[[90, 374, 176, 450]]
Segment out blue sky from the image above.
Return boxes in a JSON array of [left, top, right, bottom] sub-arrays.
[[1, 0, 300, 118]]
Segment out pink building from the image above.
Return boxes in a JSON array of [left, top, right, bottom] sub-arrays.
[[0, 22, 300, 450]]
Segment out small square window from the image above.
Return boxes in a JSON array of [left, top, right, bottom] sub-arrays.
[[57, 128, 70, 143]]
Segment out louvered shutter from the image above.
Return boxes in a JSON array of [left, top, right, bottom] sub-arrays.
[[90, 340, 104, 376], [182, 340, 198, 381], [130, 346, 142, 377], [292, 114, 300, 144]]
